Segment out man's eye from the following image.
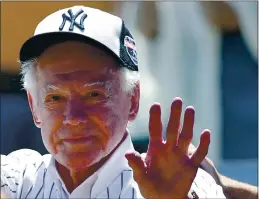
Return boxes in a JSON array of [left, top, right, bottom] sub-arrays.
[[51, 96, 61, 101], [46, 95, 65, 102], [87, 91, 101, 98]]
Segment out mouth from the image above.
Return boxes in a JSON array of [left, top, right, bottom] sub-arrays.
[[62, 136, 96, 144]]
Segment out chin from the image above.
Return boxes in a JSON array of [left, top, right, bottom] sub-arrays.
[[57, 150, 103, 171]]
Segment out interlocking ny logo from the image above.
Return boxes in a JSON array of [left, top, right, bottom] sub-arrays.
[[59, 9, 87, 31]]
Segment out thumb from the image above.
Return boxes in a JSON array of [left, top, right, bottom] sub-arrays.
[[125, 151, 146, 183]]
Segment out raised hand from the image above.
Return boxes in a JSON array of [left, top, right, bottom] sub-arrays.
[[125, 97, 211, 199]]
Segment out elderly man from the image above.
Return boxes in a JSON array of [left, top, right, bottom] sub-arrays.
[[1, 6, 226, 199]]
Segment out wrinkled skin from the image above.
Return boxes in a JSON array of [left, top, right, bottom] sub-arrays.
[[27, 41, 210, 198], [27, 41, 139, 190]]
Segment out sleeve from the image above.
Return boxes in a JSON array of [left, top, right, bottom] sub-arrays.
[[188, 168, 227, 198], [1, 154, 24, 198], [1, 149, 43, 199]]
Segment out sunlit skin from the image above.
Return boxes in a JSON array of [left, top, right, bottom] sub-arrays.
[[27, 41, 140, 192], [126, 100, 211, 199], [26, 41, 211, 199]]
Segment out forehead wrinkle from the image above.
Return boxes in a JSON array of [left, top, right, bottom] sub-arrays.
[[42, 81, 112, 94], [53, 70, 112, 82], [39, 68, 119, 97]]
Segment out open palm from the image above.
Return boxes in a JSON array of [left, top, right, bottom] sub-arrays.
[[126, 97, 210, 199]]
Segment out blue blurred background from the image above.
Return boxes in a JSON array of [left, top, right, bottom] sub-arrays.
[[1, 1, 258, 186]]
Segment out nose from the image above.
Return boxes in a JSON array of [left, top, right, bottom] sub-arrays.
[[63, 99, 87, 125]]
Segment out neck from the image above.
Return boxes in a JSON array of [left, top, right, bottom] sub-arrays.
[[56, 132, 128, 193]]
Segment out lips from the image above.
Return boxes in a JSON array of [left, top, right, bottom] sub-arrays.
[[62, 136, 95, 143], [55, 134, 104, 154], [59, 135, 100, 153]]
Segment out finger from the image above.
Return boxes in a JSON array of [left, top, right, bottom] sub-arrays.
[[125, 151, 147, 184], [147, 104, 163, 166], [166, 97, 182, 148], [148, 103, 163, 144], [188, 143, 197, 157], [178, 106, 195, 154], [191, 130, 210, 167], [189, 144, 211, 169]]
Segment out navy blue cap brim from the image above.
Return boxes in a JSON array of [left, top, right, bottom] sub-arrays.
[[19, 32, 126, 68]]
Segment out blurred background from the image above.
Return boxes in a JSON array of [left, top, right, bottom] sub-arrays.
[[1, 1, 258, 185]]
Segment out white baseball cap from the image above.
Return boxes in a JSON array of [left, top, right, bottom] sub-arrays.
[[19, 5, 138, 71]]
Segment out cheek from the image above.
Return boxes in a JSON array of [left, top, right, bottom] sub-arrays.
[[101, 95, 131, 135], [39, 107, 64, 154], [84, 100, 130, 146], [87, 105, 119, 135], [40, 105, 63, 130]]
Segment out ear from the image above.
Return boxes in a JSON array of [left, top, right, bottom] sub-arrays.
[[27, 91, 41, 128], [128, 83, 140, 121]]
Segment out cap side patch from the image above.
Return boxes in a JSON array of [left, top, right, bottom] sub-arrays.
[[124, 36, 138, 66]]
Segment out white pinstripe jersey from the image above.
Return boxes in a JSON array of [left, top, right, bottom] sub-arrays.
[[1, 134, 226, 199]]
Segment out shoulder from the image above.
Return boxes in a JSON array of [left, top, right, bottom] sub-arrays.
[[1, 149, 51, 198], [190, 168, 226, 198], [1, 149, 52, 178], [2, 149, 42, 169], [2, 149, 46, 167], [3, 148, 42, 160]]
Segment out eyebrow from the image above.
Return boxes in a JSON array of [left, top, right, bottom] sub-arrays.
[[83, 81, 106, 88], [83, 81, 113, 97], [42, 81, 107, 93], [42, 85, 63, 93]]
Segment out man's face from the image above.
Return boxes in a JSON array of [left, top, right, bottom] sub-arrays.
[[29, 41, 139, 171]]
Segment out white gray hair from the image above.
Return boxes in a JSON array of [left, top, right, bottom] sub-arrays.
[[20, 58, 140, 101]]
